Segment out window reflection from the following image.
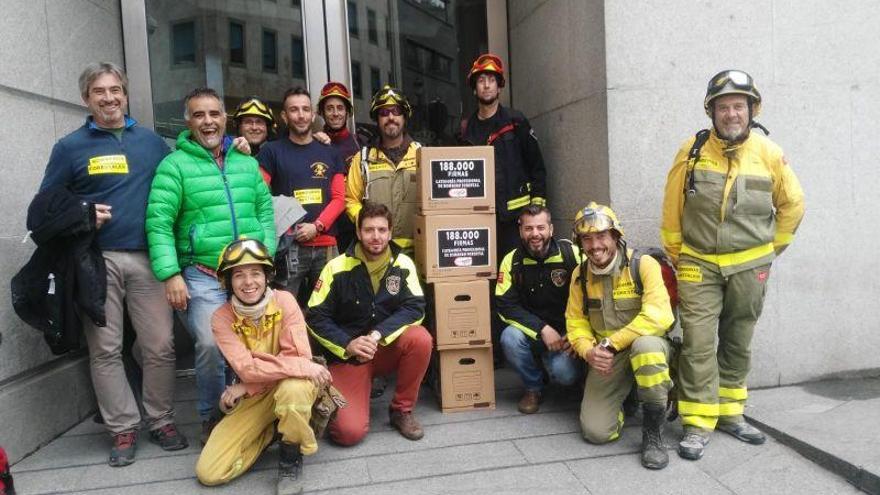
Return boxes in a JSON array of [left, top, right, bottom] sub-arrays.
[[146, 0, 305, 139], [349, 0, 486, 147]]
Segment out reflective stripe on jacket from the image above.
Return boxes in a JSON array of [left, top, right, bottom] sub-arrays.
[[306, 242, 425, 362], [495, 238, 579, 339], [660, 130, 804, 276], [345, 141, 420, 245], [461, 105, 547, 220], [566, 249, 674, 357]]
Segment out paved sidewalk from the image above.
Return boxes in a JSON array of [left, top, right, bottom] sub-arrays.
[[748, 375, 880, 495], [10, 369, 869, 494]]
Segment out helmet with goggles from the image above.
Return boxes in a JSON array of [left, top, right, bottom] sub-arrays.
[[318, 81, 354, 114], [232, 96, 276, 129], [467, 53, 505, 88], [704, 69, 762, 118], [369, 85, 412, 120], [573, 202, 624, 238], [216, 238, 275, 289]]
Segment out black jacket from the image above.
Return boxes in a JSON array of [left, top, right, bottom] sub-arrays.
[[11, 186, 106, 354], [461, 105, 547, 221], [495, 238, 579, 339], [306, 242, 425, 363]]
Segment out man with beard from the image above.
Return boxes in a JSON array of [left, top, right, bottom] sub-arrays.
[[258, 87, 346, 301], [146, 87, 276, 444], [661, 70, 804, 461], [318, 82, 362, 251], [39, 62, 185, 466], [232, 96, 276, 155], [345, 85, 421, 255], [307, 201, 432, 445], [566, 203, 675, 470], [496, 205, 582, 414], [460, 54, 547, 260]]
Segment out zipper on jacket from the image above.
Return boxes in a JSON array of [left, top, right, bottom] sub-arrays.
[[220, 165, 240, 239], [188, 224, 197, 263]]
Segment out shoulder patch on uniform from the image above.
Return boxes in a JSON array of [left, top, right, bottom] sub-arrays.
[[386, 274, 401, 295], [313, 279, 323, 291], [782, 155, 789, 166], [550, 268, 567, 287], [497, 272, 504, 284]]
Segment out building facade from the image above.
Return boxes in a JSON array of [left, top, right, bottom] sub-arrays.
[[1, 0, 877, 463]]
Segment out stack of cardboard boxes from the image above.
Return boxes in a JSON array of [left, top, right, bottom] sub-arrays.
[[414, 146, 497, 412]]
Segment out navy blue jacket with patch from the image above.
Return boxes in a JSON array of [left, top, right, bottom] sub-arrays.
[[39, 116, 170, 250], [305, 242, 425, 363]]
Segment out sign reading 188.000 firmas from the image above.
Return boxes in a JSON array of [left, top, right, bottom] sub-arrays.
[[437, 228, 490, 268], [430, 159, 486, 199]]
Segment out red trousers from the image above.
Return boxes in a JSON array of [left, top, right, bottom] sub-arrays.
[[328, 325, 432, 446]]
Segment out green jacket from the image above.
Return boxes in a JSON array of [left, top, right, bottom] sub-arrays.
[[146, 131, 275, 281]]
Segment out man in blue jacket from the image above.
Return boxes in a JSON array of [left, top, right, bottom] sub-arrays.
[[39, 62, 186, 467]]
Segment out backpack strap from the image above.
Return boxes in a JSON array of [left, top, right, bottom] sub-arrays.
[[558, 238, 577, 270], [685, 129, 711, 197], [629, 249, 645, 296], [359, 146, 370, 200]]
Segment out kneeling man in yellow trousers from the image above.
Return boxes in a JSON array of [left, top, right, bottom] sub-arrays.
[[195, 239, 332, 495]]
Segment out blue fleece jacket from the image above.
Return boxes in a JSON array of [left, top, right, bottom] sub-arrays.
[[39, 116, 170, 250]]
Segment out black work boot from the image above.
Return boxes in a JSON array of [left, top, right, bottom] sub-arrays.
[[641, 403, 669, 470], [277, 442, 304, 495]]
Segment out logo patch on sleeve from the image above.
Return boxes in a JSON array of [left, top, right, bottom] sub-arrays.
[[313, 279, 323, 292], [88, 155, 129, 175], [385, 275, 401, 295]]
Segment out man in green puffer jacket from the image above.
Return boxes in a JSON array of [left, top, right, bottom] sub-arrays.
[[146, 87, 275, 442]]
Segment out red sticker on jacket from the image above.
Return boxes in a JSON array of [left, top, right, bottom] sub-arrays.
[[757, 271, 769, 283]]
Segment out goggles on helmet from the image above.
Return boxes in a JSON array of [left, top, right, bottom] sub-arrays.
[[707, 70, 753, 95], [574, 207, 614, 235], [319, 82, 353, 111], [370, 85, 412, 119], [218, 238, 272, 273], [233, 97, 274, 124]]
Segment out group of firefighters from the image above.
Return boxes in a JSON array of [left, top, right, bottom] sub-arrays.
[[37, 50, 803, 494]]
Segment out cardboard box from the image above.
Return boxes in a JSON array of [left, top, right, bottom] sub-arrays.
[[430, 280, 491, 349], [414, 214, 496, 283], [433, 345, 496, 412], [417, 146, 495, 214]]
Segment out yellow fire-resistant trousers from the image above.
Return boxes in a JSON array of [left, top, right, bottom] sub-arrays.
[[676, 256, 770, 432], [580, 335, 673, 444], [196, 378, 318, 486]]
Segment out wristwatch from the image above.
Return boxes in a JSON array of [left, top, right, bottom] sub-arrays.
[[598, 338, 617, 354]]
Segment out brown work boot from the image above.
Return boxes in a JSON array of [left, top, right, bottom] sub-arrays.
[[389, 409, 424, 441], [517, 390, 542, 414]]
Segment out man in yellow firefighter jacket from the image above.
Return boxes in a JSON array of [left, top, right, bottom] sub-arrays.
[[661, 70, 805, 460], [345, 85, 420, 256], [567, 203, 675, 470]]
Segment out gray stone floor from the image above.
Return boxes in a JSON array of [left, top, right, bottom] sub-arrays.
[[10, 370, 873, 494]]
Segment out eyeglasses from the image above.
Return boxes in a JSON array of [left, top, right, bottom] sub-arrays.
[[707, 70, 753, 94], [221, 239, 272, 266], [377, 106, 403, 117]]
